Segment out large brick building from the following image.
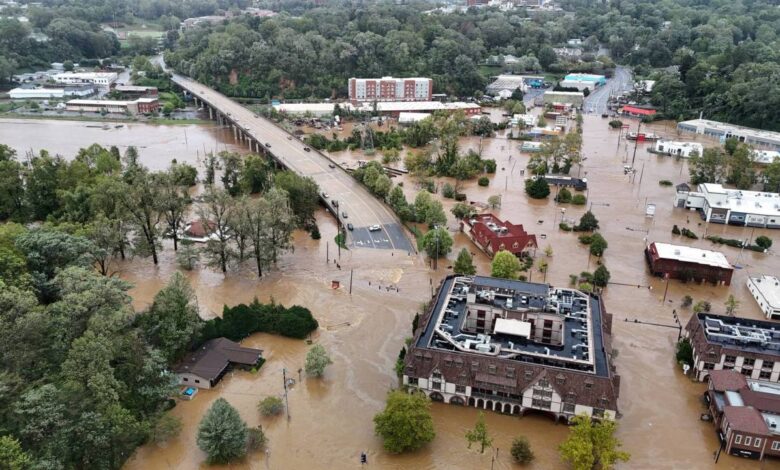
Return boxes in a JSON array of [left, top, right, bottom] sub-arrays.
[[684, 313, 780, 383], [645, 242, 733, 286], [705, 370, 780, 461], [348, 77, 432, 104], [403, 275, 621, 422], [462, 213, 537, 258]]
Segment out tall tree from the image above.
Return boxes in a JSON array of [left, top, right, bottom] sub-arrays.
[[197, 398, 248, 464], [453, 248, 476, 275], [465, 412, 493, 454], [559, 415, 630, 470], [157, 171, 190, 251], [374, 390, 435, 454], [119, 167, 163, 265], [198, 189, 236, 274], [491, 250, 522, 279]]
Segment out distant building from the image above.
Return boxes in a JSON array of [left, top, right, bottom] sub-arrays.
[[753, 150, 780, 166], [567, 38, 583, 46], [176, 338, 263, 389], [652, 140, 703, 158], [645, 241, 733, 285], [705, 370, 780, 461], [348, 77, 432, 104], [560, 73, 606, 92], [462, 214, 537, 258], [398, 112, 431, 124], [113, 85, 158, 98], [370, 101, 480, 117], [8, 85, 94, 99], [553, 47, 582, 60], [182, 15, 226, 28], [65, 97, 159, 115], [685, 312, 780, 383], [540, 175, 587, 191], [619, 106, 656, 118], [674, 183, 780, 229], [677, 119, 780, 151], [543, 91, 584, 108], [52, 72, 118, 88], [486, 75, 542, 95], [748, 275, 780, 320], [403, 275, 621, 421]]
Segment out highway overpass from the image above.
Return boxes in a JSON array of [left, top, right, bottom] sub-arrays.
[[172, 74, 414, 252]]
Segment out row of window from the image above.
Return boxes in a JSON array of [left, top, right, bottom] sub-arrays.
[[732, 435, 780, 451], [181, 377, 201, 384]]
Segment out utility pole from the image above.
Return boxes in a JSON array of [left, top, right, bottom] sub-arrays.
[[631, 121, 641, 167], [326, 241, 329, 263], [282, 368, 290, 420], [349, 269, 353, 295]]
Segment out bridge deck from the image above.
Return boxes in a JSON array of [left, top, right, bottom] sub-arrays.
[[172, 74, 414, 252]]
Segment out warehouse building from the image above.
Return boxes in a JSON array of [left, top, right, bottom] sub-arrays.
[[403, 275, 621, 422], [543, 91, 584, 108], [65, 97, 159, 115], [677, 119, 780, 151], [748, 275, 780, 320], [52, 72, 118, 88], [645, 242, 733, 285], [674, 183, 780, 229], [8, 85, 94, 99], [652, 140, 703, 158]]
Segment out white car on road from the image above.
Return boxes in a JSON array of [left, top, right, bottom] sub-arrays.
[[369, 225, 381, 232]]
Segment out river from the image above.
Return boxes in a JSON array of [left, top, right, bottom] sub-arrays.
[[0, 116, 773, 469]]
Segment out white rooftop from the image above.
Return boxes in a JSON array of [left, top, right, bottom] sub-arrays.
[[762, 413, 780, 435], [544, 91, 584, 96], [699, 184, 780, 218], [748, 275, 780, 309], [493, 318, 531, 338], [754, 150, 780, 165], [652, 242, 732, 269], [679, 119, 780, 143], [53, 72, 117, 79], [373, 101, 479, 112], [725, 390, 744, 406], [398, 112, 431, 123], [749, 378, 780, 396]]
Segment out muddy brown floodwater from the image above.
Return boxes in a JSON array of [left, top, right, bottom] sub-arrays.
[[3, 115, 775, 469]]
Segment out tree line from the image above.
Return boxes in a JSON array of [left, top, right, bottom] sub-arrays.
[[689, 138, 780, 191]]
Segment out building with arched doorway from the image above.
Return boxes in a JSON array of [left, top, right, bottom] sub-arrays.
[[402, 275, 621, 422]]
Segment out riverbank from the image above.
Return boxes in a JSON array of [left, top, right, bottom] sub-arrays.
[[0, 112, 212, 126]]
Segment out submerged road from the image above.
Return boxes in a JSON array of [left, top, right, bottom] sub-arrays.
[[584, 66, 633, 115], [172, 74, 414, 252]]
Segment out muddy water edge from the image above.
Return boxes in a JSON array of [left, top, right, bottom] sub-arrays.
[[1, 116, 771, 469]]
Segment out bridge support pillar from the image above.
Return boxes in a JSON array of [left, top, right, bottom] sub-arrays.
[[208, 106, 213, 120], [233, 125, 238, 141]]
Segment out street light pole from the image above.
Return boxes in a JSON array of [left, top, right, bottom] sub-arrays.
[[282, 368, 290, 420]]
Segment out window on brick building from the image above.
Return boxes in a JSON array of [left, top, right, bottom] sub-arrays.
[[772, 440, 780, 451], [754, 438, 762, 448], [735, 435, 742, 444], [745, 437, 752, 446]]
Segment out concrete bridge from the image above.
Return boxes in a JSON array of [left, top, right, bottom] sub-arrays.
[[172, 74, 414, 252]]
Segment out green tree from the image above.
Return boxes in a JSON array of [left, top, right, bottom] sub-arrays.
[[693, 300, 711, 314], [157, 171, 190, 251], [724, 295, 740, 316], [219, 151, 242, 196], [304, 344, 333, 377], [454, 248, 476, 275], [198, 189, 236, 273], [593, 265, 611, 287], [525, 178, 550, 199], [491, 250, 522, 279], [689, 148, 727, 185], [0, 435, 31, 470], [510, 435, 534, 465], [197, 398, 248, 464], [465, 412, 493, 453], [240, 154, 270, 194], [274, 171, 319, 228], [119, 166, 163, 265], [487, 195, 501, 209], [150, 414, 182, 444], [421, 227, 453, 259], [559, 415, 629, 470], [755, 236, 772, 250], [374, 390, 435, 454], [576, 211, 599, 231], [589, 233, 608, 257], [139, 272, 202, 363], [451, 202, 475, 220], [258, 396, 284, 416]]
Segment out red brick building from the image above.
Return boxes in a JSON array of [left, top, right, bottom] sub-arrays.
[[705, 370, 780, 461], [462, 213, 537, 258], [645, 242, 733, 286]]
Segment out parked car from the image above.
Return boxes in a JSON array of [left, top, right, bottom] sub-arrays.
[[265, 143, 271, 147], [341, 211, 348, 218], [303, 147, 311, 151], [369, 225, 381, 232], [328, 163, 336, 168], [347, 223, 354, 231], [321, 192, 329, 198], [332, 200, 339, 207]]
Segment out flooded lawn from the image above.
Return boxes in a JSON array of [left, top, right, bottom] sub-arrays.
[[1, 115, 770, 468]]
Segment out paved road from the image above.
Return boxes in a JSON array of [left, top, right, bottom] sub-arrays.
[[171, 74, 414, 252], [584, 66, 633, 115]]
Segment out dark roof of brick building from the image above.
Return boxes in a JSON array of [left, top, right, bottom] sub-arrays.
[[176, 338, 262, 381]]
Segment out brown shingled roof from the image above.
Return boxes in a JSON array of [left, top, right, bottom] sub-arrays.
[[176, 338, 263, 381], [723, 406, 769, 435], [740, 389, 780, 415], [708, 370, 748, 392]]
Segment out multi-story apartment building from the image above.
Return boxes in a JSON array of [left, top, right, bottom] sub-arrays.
[[684, 313, 780, 383], [348, 77, 432, 103], [403, 275, 621, 422], [706, 370, 780, 461]]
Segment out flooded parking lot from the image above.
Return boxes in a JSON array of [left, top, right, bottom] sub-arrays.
[[2, 115, 774, 468]]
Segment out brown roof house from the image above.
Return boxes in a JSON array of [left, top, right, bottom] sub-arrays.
[[176, 338, 263, 389]]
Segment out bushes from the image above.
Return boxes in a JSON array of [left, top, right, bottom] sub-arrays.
[[454, 193, 467, 202], [200, 301, 319, 341], [681, 228, 698, 239], [571, 194, 587, 205], [483, 159, 497, 173], [756, 236, 773, 250], [672, 225, 681, 235], [659, 180, 673, 186], [705, 235, 767, 251], [556, 187, 572, 203], [258, 396, 284, 416], [559, 222, 572, 231], [608, 119, 624, 129], [442, 183, 456, 199], [477, 176, 490, 187]]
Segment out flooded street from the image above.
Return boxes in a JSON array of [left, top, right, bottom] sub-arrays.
[[3, 115, 775, 468]]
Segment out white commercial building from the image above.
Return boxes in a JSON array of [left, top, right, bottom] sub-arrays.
[[678, 119, 780, 151], [674, 183, 780, 228], [754, 150, 780, 166], [52, 72, 118, 88], [398, 112, 431, 124], [486, 75, 528, 95], [8, 86, 94, 99], [652, 140, 703, 158], [747, 275, 780, 320]]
